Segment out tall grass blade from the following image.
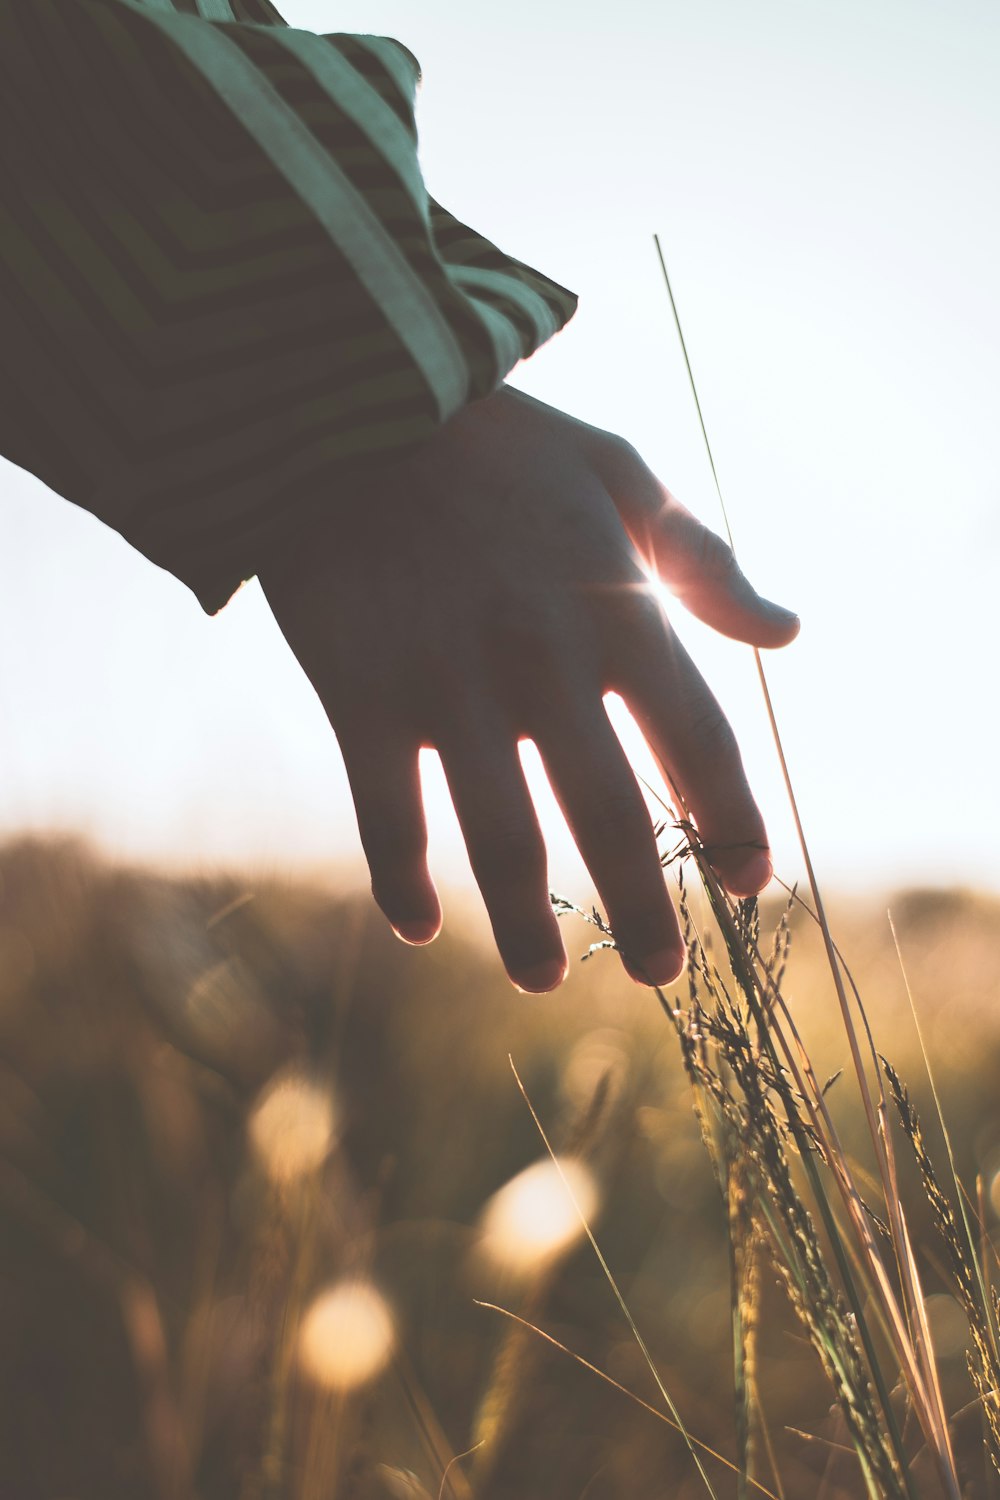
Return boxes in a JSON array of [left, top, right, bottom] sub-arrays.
[[889, 913, 1000, 1368], [475, 1301, 784, 1499], [653, 235, 963, 1497]]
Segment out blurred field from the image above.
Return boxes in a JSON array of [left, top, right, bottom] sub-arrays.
[[2, 835, 999, 1500]]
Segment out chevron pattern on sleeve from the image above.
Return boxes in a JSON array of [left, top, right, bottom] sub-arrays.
[[0, 0, 578, 611]]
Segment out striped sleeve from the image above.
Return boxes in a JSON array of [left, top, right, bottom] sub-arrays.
[[0, 0, 578, 613]]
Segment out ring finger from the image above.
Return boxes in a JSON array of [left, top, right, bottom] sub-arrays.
[[437, 709, 567, 993]]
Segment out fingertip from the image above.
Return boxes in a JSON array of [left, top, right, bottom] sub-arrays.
[[667, 564, 801, 648], [721, 850, 773, 898], [512, 956, 569, 994], [756, 603, 800, 648], [373, 875, 442, 947], [729, 597, 800, 650], [393, 917, 441, 946], [622, 946, 686, 988]]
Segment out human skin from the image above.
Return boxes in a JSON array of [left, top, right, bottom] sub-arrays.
[[259, 385, 799, 993]]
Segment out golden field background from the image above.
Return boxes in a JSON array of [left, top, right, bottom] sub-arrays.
[[2, 836, 999, 1500]]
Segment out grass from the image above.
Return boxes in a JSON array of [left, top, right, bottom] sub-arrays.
[[644, 237, 1000, 1498], [2, 834, 1000, 1497], [567, 853, 998, 1498]]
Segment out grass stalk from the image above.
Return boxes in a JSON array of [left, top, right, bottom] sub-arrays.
[[475, 1300, 783, 1499], [645, 234, 968, 1495]]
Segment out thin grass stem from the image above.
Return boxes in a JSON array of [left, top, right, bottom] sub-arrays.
[[474, 1302, 782, 1500], [508, 1057, 723, 1500], [653, 233, 962, 1499]]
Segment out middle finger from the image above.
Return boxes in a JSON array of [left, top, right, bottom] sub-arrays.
[[437, 707, 567, 994], [531, 694, 684, 986]]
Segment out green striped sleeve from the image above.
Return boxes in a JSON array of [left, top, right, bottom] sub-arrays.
[[0, 0, 577, 613]]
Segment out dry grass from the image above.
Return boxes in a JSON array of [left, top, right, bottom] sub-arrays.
[[2, 834, 1000, 1498], [645, 234, 1000, 1499]]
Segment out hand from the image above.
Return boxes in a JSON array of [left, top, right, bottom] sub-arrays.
[[258, 386, 799, 992]]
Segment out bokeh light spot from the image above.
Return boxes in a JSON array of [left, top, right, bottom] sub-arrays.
[[248, 1066, 337, 1186], [478, 1156, 598, 1275], [298, 1281, 396, 1391]]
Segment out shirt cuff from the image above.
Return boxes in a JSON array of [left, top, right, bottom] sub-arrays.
[[0, 0, 578, 614]]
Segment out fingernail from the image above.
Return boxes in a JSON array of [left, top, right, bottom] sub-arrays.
[[763, 599, 800, 624], [624, 948, 686, 987], [393, 919, 439, 946], [728, 851, 773, 896], [514, 958, 568, 994]]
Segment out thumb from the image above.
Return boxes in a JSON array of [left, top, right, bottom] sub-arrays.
[[594, 437, 800, 648], [649, 499, 801, 648]]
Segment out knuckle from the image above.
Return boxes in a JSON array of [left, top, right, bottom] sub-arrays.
[[491, 596, 559, 658], [626, 588, 670, 642], [588, 789, 653, 849], [607, 598, 672, 680], [687, 704, 739, 764], [359, 815, 422, 873], [606, 432, 642, 468], [695, 527, 738, 580], [617, 903, 672, 948], [590, 428, 643, 476], [472, 821, 545, 887]]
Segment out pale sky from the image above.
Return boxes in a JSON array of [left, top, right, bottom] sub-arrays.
[[2, 0, 998, 903]]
